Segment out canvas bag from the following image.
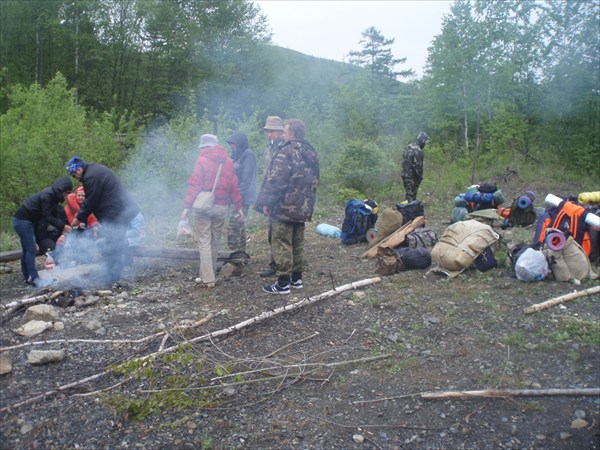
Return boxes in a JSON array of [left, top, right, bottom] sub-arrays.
[[193, 163, 223, 212], [544, 236, 598, 282], [404, 227, 438, 249], [430, 220, 499, 276]]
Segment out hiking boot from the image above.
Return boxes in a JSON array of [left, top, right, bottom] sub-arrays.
[[263, 282, 290, 294], [290, 279, 303, 289], [259, 268, 276, 277]]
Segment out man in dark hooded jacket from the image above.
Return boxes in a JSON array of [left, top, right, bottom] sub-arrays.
[[226, 131, 257, 252], [67, 156, 141, 283], [13, 177, 73, 287]]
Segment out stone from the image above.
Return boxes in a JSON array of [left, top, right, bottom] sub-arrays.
[[352, 434, 364, 443], [14, 320, 53, 337], [28, 349, 65, 365], [24, 304, 59, 322], [84, 319, 102, 332], [571, 418, 588, 429], [0, 352, 12, 375], [53, 322, 65, 331]]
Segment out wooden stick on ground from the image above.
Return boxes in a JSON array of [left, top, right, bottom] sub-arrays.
[[421, 387, 600, 399], [360, 216, 425, 259], [1, 291, 64, 315], [523, 285, 600, 314], [0, 277, 381, 413]]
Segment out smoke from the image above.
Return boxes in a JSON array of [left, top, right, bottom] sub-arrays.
[[38, 219, 141, 290]]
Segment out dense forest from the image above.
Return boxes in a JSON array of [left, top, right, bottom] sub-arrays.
[[0, 0, 598, 232]]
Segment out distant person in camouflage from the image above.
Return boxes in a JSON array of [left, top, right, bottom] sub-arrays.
[[402, 132, 429, 202], [259, 116, 286, 278], [255, 119, 320, 294]]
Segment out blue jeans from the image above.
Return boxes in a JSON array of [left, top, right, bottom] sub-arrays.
[[13, 218, 39, 283]]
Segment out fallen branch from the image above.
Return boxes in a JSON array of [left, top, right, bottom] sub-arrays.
[[1, 314, 214, 352], [421, 388, 600, 399], [523, 285, 600, 314], [1, 291, 64, 315], [0, 277, 380, 413], [141, 354, 391, 392]]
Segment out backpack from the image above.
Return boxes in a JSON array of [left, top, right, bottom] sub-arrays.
[[404, 227, 438, 249], [507, 192, 536, 227], [534, 199, 591, 256], [341, 199, 378, 245], [396, 200, 424, 225], [473, 246, 497, 272], [430, 220, 499, 276], [396, 247, 432, 271], [374, 246, 431, 275], [544, 236, 597, 282]]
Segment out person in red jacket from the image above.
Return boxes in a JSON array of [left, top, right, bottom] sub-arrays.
[[64, 187, 98, 228], [182, 134, 244, 288]]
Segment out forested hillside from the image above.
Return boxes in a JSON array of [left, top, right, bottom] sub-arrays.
[[1, 0, 598, 232]]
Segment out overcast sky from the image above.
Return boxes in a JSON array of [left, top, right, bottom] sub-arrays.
[[255, 0, 454, 78]]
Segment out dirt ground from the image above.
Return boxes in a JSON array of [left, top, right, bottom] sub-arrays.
[[1, 198, 599, 449]]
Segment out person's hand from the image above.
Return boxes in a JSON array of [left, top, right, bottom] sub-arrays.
[[181, 208, 189, 220], [62, 224, 72, 234], [71, 218, 80, 228], [57, 235, 66, 245]]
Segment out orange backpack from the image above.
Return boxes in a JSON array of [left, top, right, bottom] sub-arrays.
[[537, 200, 591, 256]]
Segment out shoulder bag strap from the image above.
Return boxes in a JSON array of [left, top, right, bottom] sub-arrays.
[[211, 163, 224, 194]]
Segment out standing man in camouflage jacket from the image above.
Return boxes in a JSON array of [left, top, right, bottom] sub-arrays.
[[255, 119, 320, 294], [402, 132, 429, 202], [259, 116, 286, 278]]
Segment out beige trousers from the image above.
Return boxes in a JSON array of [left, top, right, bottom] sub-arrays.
[[192, 205, 228, 284]]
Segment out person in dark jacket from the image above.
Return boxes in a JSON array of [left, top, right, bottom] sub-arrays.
[[255, 119, 320, 294], [67, 156, 141, 283], [13, 177, 73, 287], [226, 131, 257, 252], [35, 203, 68, 253]]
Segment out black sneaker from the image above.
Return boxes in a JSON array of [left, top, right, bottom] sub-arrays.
[[260, 268, 277, 277], [290, 279, 303, 289], [263, 283, 290, 294]]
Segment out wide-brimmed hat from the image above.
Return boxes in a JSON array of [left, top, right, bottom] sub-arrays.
[[367, 207, 404, 248], [199, 134, 218, 149], [263, 116, 284, 131]]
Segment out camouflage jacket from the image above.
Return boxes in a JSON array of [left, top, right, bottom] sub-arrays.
[[263, 137, 286, 174], [401, 143, 424, 181], [255, 140, 320, 222]]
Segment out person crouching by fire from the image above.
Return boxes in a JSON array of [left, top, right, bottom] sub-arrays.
[[13, 177, 73, 288], [67, 156, 140, 284]]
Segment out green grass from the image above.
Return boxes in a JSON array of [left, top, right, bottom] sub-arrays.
[[502, 332, 527, 349]]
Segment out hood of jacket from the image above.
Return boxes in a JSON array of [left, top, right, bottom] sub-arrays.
[[227, 132, 249, 159], [200, 145, 229, 163], [51, 177, 73, 200]]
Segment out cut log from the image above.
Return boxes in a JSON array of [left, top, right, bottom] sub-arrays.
[[1, 247, 238, 262], [360, 216, 426, 259], [523, 285, 600, 314], [129, 246, 200, 260], [0, 250, 34, 263]]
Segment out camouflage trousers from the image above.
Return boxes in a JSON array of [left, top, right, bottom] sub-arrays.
[[402, 176, 421, 202], [227, 205, 249, 252], [271, 221, 305, 278]]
